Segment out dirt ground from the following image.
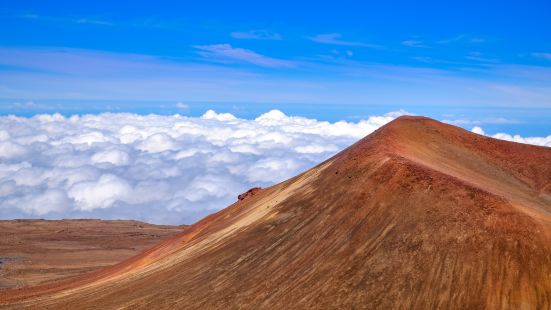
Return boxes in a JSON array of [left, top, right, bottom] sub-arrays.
[[0, 219, 182, 289]]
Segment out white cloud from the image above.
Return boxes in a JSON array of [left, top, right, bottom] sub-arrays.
[[194, 44, 294, 68], [6, 101, 50, 111], [0, 110, 407, 224], [471, 126, 485, 135], [17, 13, 113, 26], [20, 189, 71, 215], [443, 117, 519, 126], [533, 52, 551, 61], [61, 131, 110, 145], [471, 127, 551, 147], [175, 102, 189, 110], [68, 174, 132, 211], [0, 141, 27, 159], [402, 39, 426, 48], [137, 133, 177, 153], [231, 30, 282, 40], [308, 33, 381, 48], [201, 109, 238, 121], [2, 47, 551, 108], [91, 149, 130, 166], [0, 110, 548, 225], [436, 34, 466, 44], [0, 130, 10, 141]]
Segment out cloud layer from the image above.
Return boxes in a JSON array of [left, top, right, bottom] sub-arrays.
[[0, 110, 404, 224], [471, 126, 551, 147], [0, 110, 549, 225]]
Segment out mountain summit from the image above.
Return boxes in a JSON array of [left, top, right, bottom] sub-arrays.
[[2, 116, 551, 309]]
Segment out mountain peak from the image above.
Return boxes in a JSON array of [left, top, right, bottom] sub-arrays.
[[370, 115, 462, 142]]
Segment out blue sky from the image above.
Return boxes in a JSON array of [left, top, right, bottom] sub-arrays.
[[1, 0, 551, 135]]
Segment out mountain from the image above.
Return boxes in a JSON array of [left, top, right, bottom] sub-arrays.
[[1, 116, 551, 309]]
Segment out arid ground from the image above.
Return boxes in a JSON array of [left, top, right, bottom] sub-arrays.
[[0, 220, 182, 289]]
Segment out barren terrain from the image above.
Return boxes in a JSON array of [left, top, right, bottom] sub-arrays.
[[0, 220, 181, 289]]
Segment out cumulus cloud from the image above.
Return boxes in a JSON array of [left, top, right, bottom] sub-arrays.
[[0, 110, 548, 225], [91, 149, 130, 166], [471, 126, 551, 147], [137, 133, 177, 153], [471, 126, 485, 135], [69, 174, 132, 210], [20, 189, 71, 215], [0, 110, 406, 224], [0, 141, 27, 159]]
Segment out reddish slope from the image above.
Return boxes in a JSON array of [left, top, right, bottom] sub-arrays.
[[2, 116, 551, 309]]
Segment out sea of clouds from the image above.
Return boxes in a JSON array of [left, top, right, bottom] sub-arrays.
[[0, 110, 403, 224], [0, 110, 549, 225]]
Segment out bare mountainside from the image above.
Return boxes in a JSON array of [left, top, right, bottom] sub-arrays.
[[0, 220, 182, 290], [1, 116, 551, 309]]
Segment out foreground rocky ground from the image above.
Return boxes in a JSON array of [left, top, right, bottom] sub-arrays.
[[0, 219, 182, 289]]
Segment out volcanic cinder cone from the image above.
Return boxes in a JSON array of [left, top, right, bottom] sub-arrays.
[[2, 116, 551, 309]]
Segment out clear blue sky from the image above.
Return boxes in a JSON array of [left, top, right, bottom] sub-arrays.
[[1, 0, 550, 134]]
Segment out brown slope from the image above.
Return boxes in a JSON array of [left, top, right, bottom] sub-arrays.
[[1, 116, 551, 309]]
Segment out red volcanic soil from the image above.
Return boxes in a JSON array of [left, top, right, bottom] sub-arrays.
[[0, 220, 182, 290], [1, 116, 551, 309]]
